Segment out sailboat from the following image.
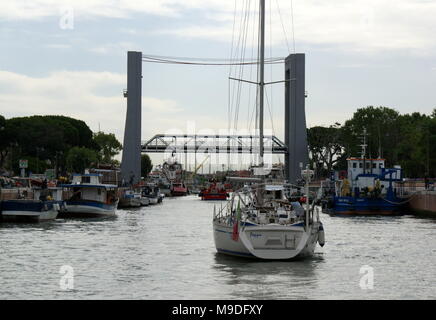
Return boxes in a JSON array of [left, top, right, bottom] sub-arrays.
[[212, 0, 325, 260]]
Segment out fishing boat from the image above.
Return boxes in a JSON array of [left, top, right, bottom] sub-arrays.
[[61, 172, 119, 217], [119, 189, 142, 208], [141, 185, 160, 204], [199, 182, 229, 201], [139, 194, 150, 206], [0, 199, 61, 222], [0, 187, 65, 222], [320, 129, 406, 215], [161, 158, 188, 197], [212, 0, 324, 260], [171, 182, 188, 197]]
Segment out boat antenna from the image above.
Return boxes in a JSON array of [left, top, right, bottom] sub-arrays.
[[360, 128, 368, 174], [360, 127, 368, 159]]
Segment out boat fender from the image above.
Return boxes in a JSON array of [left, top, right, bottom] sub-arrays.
[[318, 223, 325, 247]]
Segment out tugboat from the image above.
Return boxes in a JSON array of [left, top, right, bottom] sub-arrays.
[[199, 182, 229, 201], [161, 158, 188, 197], [171, 182, 188, 197], [320, 129, 406, 215]]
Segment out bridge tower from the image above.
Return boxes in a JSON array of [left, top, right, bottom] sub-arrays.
[[284, 53, 308, 184], [121, 51, 142, 185]]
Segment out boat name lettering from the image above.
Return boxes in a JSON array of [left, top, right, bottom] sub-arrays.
[[250, 233, 262, 238]]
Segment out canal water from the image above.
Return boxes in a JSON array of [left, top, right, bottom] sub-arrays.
[[0, 195, 435, 299]]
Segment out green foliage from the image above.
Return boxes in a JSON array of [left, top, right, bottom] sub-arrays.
[[341, 106, 400, 163], [141, 154, 153, 178], [66, 147, 98, 174], [308, 106, 436, 179], [93, 131, 122, 163], [307, 124, 344, 176], [0, 115, 8, 168], [0, 115, 101, 175]]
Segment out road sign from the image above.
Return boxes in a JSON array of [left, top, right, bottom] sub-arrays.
[[19, 159, 28, 169]]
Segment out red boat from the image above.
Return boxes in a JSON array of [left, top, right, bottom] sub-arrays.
[[199, 183, 229, 200], [171, 182, 188, 196]]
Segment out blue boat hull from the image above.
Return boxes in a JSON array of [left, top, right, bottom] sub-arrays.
[[327, 196, 404, 215], [0, 200, 62, 222]]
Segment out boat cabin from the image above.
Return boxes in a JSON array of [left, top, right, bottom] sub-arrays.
[[66, 173, 118, 204], [72, 173, 102, 185], [347, 157, 385, 181]]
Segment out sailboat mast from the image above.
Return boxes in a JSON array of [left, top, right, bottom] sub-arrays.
[[258, 0, 265, 166]]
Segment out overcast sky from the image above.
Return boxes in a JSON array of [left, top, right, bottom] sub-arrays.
[[1, 0, 436, 167]]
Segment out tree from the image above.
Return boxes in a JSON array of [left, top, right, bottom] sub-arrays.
[[66, 147, 98, 174], [2, 115, 99, 175], [141, 154, 153, 178], [0, 115, 8, 168], [307, 124, 344, 177], [342, 106, 400, 161], [395, 112, 430, 178], [93, 131, 122, 163]]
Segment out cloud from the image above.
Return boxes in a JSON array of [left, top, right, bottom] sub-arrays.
[[2, 1, 436, 54], [0, 69, 231, 149], [0, 0, 436, 52], [0, 70, 188, 144]]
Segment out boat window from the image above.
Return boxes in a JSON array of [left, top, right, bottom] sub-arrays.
[[98, 189, 101, 195], [353, 162, 357, 168], [81, 176, 91, 183], [366, 163, 370, 169], [379, 163, 383, 168], [359, 163, 363, 168], [372, 163, 376, 169]]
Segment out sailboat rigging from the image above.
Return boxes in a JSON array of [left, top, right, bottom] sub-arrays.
[[212, 0, 325, 260]]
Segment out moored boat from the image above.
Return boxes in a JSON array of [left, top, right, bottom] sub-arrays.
[[320, 129, 406, 216], [118, 189, 141, 208], [61, 173, 119, 217], [141, 185, 160, 204], [171, 182, 188, 197], [199, 182, 229, 201], [0, 199, 61, 222]]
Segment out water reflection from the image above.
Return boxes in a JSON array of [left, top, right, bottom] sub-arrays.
[[212, 252, 324, 299]]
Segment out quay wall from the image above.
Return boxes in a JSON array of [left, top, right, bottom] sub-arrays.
[[409, 191, 436, 217]]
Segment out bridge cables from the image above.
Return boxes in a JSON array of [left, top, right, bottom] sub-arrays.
[[141, 54, 285, 66]]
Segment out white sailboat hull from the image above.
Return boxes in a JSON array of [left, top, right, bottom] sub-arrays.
[[213, 220, 320, 260]]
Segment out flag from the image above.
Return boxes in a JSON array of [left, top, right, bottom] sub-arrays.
[[232, 200, 241, 241]]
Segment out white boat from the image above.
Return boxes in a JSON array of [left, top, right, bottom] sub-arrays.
[[140, 196, 150, 206], [141, 185, 161, 205], [61, 173, 119, 217], [213, 180, 324, 259], [119, 189, 142, 208], [212, 0, 325, 260]]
